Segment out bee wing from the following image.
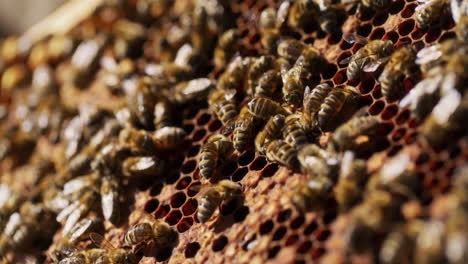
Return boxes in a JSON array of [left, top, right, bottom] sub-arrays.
[[340, 151, 355, 179], [303, 86, 312, 108], [450, 0, 462, 23], [416, 45, 442, 65], [432, 88, 461, 125], [363, 57, 389, 72], [276, 1, 290, 27], [339, 55, 352, 65], [224, 89, 237, 101], [343, 33, 368, 45], [89, 232, 116, 250]]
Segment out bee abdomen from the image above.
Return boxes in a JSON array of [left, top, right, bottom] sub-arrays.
[[199, 144, 218, 178], [197, 190, 222, 223], [317, 91, 345, 128], [124, 223, 153, 246], [233, 121, 251, 152], [217, 103, 238, 125]]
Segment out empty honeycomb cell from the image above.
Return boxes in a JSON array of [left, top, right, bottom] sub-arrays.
[[277, 209, 292, 223], [327, 32, 343, 45], [371, 85, 382, 99], [185, 108, 200, 120], [322, 63, 338, 79], [387, 144, 403, 156], [357, 23, 372, 37], [339, 39, 353, 50], [182, 159, 197, 174], [196, 113, 211, 126], [285, 234, 300, 246], [249, 156, 267, 170], [187, 182, 201, 197], [221, 160, 238, 176], [208, 119, 223, 132], [212, 235, 228, 252], [231, 167, 248, 181], [261, 163, 279, 177], [359, 8, 375, 21], [238, 151, 255, 166], [314, 229, 331, 241], [333, 69, 347, 84], [290, 215, 305, 230], [401, 3, 417, 18], [304, 220, 318, 235], [389, 0, 406, 14], [416, 152, 430, 165], [408, 118, 419, 128], [411, 28, 425, 40], [296, 241, 313, 254], [272, 226, 287, 241], [154, 204, 171, 219], [351, 43, 364, 53], [144, 199, 160, 213], [310, 247, 326, 259], [359, 78, 375, 94], [177, 217, 194, 233], [373, 12, 388, 26], [370, 27, 386, 40], [398, 19, 415, 36], [260, 220, 274, 235], [185, 242, 201, 258], [439, 31, 456, 42], [182, 198, 198, 216], [233, 206, 249, 222], [378, 122, 395, 136], [150, 183, 163, 196], [425, 28, 442, 43], [384, 31, 399, 43], [187, 144, 201, 157], [381, 104, 398, 120], [391, 128, 407, 141], [170, 192, 187, 208], [267, 245, 281, 259], [176, 176, 192, 190], [404, 132, 418, 144], [192, 129, 207, 141], [165, 210, 183, 225], [395, 109, 410, 125], [368, 100, 385, 115]]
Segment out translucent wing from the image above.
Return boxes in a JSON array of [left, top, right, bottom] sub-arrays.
[[276, 1, 290, 27], [416, 44, 442, 65], [224, 89, 237, 101], [363, 57, 390, 72], [89, 232, 116, 251], [432, 88, 461, 125], [451, 0, 462, 23], [339, 55, 352, 65], [343, 33, 368, 45]]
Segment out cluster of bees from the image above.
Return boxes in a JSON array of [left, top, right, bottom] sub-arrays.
[[0, 0, 466, 263]]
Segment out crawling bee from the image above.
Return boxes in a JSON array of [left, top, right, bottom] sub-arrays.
[[197, 180, 243, 223], [265, 140, 298, 168], [259, 8, 280, 53], [316, 85, 359, 130], [291, 176, 333, 212], [255, 114, 285, 154], [288, 0, 320, 28], [154, 126, 187, 150], [297, 144, 339, 178], [247, 97, 289, 119], [122, 156, 164, 179], [283, 114, 308, 148], [214, 29, 239, 68], [247, 55, 275, 94], [295, 45, 325, 72], [208, 89, 238, 129], [199, 135, 233, 179], [174, 78, 215, 104], [277, 39, 307, 62], [341, 38, 394, 80], [126, 76, 158, 130], [415, 0, 449, 29], [233, 106, 255, 152], [124, 221, 178, 249], [282, 64, 309, 107], [379, 46, 417, 101], [330, 115, 380, 152], [118, 127, 156, 155], [254, 69, 281, 97], [302, 83, 333, 130], [218, 56, 252, 91]]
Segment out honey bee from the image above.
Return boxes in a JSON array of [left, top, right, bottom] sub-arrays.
[[199, 135, 233, 179], [341, 38, 394, 80], [247, 55, 275, 94], [302, 83, 333, 131], [265, 140, 298, 168], [197, 180, 243, 223], [255, 114, 285, 154], [259, 8, 280, 53], [153, 101, 173, 131], [214, 29, 239, 68], [329, 115, 380, 152], [259, 8, 277, 30], [277, 39, 306, 62], [217, 56, 252, 91], [297, 144, 339, 178], [283, 114, 308, 148], [122, 156, 164, 179], [70, 35, 107, 87], [288, 0, 320, 28], [414, 221, 446, 264], [445, 209, 468, 264], [334, 151, 368, 212], [208, 89, 238, 128], [247, 97, 289, 119], [254, 69, 281, 97], [93, 142, 132, 175], [100, 176, 120, 224], [118, 127, 156, 155], [415, 0, 449, 29], [174, 78, 215, 104], [451, 0, 468, 25], [233, 106, 255, 152], [124, 221, 178, 249], [282, 64, 308, 107], [379, 46, 417, 101], [379, 220, 423, 264], [126, 76, 158, 130], [57, 189, 100, 235], [316, 85, 359, 130], [291, 176, 333, 212], [47, 34, 74, 62], [295, 45, 325, 72], [318, 6, 339, 34], [154, 126, 187, 150]]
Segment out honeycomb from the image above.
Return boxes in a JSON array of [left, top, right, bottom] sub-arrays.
[[0, 0, 466, 263]]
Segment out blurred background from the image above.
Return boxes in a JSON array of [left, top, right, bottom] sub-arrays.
[[0, 0, 64, 37]]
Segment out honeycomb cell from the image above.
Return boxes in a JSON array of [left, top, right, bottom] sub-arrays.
[[439, 31, 456, 42], [182, 198, 198, 216], [401, 3, 417, 18], [425, 28, 441, 43], [339, 39, 353, 50], [187, 182, 201, 197], [150, 183, 163, 196], [259, 220, 274, 235], [272, 226, 287, 241], [304, 220, 318, 235], [337, 52, 352, 67], [277, 209, 292, 223], [182, 159, 197, 174], [176, 176, 192, 190], [154, 204, 171, 219], [208, 119, 223, 132], [389, 0, 406, 14], [373, 13, 388, 26], [197, 113, 211, 126], [183, 124, 195, 135], [165, 210, 182, 225], [310, 247, 326, 259], [267, 245, 281, 259], [357, 23, 372, 37], [212, 235, 228, 252], [233, 206, 249, 222], [333, 69, 347, 84], [391, 128, 407, 141], [369, 100, 385, 115], [261, 163, 279, 178], [297, 241, 313, 254], [185, 242, 201, 258], [395, 109, 410, 125], [381, 104, 398, 120], [322, 210, 338, 224], [398, 19, 415, 36], [322, 63, 338, 79], [144, 199, 160, 213], [249, 156, 267, 170], [231, 167, 249, 181], [221, 160, 238, 176], [371, 85, 382, 99], [369, 27, 385, 40], [192, 129, 207, 141], [384, 31, 399, 43], [177, 217, 194, 233], [359, 78, 375, 94], [285, 234, 300, 246], [187, 144, 201, 157], [170, 192, 187, 208], [238, 151, 255, 166], [290, 215, 305, 230]]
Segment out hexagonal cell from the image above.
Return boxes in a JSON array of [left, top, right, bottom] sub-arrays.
[[339, 39, 353, 50], [395, 109, 410, 125], [267, 245, 281, 259], [370, 27, 386, 40], [425, 28, 441, 43], [196, 113, 211, 126], [183, 124, 195, 135], [381, 104, 398, 120], [290, 215, 305, 230], [176, 176, 192, 190], [165, 209, 182, 225], [150, 183, 163, 196], [373, 12, 388, 26], [170, 192, 187, 208], [261, 163, 279, 178], [277, 209, 292, 223], [304, 220, 318, 235], [322, 63, 338, 79], [285, 234, 300, 246], [187, 181, 201, 197], [177, 217, 194, 233], [208, 119, 223, 132], [389, 0, 406, 14], [259, 220, 274, 235], [182, 159, 197, 174], [233, 206, 249, 222], [439, 31, 456, 42], [398, 19, 415, 36], [359, 78, 375, 94], [310, 247, 326, 259], [187, 144, 201, 157], [357, 23, 372, 37], [384, 31, 400, 43], [231, 167, 249, 181], [369, 100, 385, 115], [391, 128, 407, 141], [144, 199, 160, 214], [212, 235, 228, 252], [411, 27, 425, 40], [182, 198, 198, 216], [401, 3, 417, 18], [154, 204, 171, 219], [272, 226, 287, 241], [333, 69, 347, 84], [371, 84, 382, 99], [185, 242, 201, 258], [238, 151, 255, 166], [192, 129, 207, 141], [296, 240, 313, 254], [249, 156, 267, 170]]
